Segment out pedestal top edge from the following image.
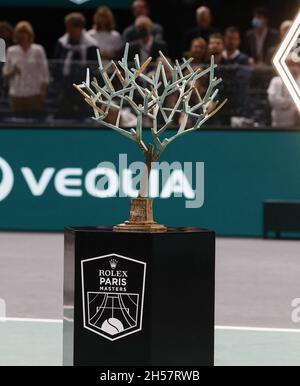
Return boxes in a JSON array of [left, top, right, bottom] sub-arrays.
[[65, 226, 214, 234]]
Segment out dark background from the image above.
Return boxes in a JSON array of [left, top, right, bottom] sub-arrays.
[[1, 0, 299, 58]]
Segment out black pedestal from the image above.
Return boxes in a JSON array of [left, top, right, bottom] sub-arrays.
[[64, 227, 215, 366]]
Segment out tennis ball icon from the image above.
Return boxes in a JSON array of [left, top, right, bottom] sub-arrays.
[[101, 318, 124, 335]]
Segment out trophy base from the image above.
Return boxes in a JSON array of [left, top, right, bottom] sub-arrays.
[[114, 221, 167, 233], [64, 226, 215, 366], [114, 197, 167, 233]]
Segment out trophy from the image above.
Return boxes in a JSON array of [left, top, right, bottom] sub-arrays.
[[64, 44, 226, 367], [74, 43, 226, 232]]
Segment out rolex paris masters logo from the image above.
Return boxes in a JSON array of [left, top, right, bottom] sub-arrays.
[[81, 254, 146, 341]]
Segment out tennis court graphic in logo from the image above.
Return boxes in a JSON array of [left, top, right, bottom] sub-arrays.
[[81, 253, 146, 341]]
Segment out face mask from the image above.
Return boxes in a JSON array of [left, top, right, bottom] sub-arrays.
[[136, 27, 148, 39], [252, 17, 264, 29]]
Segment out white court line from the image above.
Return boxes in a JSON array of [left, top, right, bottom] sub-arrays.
[[0, 317, 62, 323], [216, 325, 300, 334], [1, 318, 300, 333]]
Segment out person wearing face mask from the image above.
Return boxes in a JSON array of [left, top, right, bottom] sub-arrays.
[[128, 16, 168, 64], [268, 55, 300, 127], [245, 7, 279, 65]]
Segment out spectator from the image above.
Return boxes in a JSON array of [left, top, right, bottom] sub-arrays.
[[186, 37, 207, 64], [88, 6, 123, 60], [183, 6, 217, 51], [268, 56, 300, 127], [221, 27, 251, 123], [245, 7, 279, 65], [279, 20, 293, 40], [207, 33, 230, 124], [54, 13, 98, 118], [123, 0, 164, 43], [267, 20, 293, 63], [128, 16, 168, 63], [208, 33, 226, 65], [0, 21, 14, 48], [54, 12, 98, 74], [186, 71, 208, 127], [3, 21, 49, 116], [222, 27, 250, 65]]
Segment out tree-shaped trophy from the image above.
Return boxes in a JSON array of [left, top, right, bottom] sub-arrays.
[[64, 44, 226, 367], [74, 43, 226, 232]]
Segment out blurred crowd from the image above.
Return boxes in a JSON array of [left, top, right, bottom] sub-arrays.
[[0, 0, 299, 128]]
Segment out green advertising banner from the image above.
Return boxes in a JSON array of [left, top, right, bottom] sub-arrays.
[[0, 0, 132, 9], [0, 128, 299, 236]]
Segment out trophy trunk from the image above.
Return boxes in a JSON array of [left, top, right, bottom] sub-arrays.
[[113, 197, 167, 233], [114, 150, 167, 233]]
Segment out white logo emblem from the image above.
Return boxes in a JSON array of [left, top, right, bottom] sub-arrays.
[[0, 157, 14, 201], [69, 0, 91, 5], [81, 253, 146, 341], [109, 258, 118, 270]]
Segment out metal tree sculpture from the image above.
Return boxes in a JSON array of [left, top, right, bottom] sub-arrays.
[[74, 43, 226, 232]]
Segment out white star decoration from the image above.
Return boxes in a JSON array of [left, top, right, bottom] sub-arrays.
[[273, 11, 300, 111]]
